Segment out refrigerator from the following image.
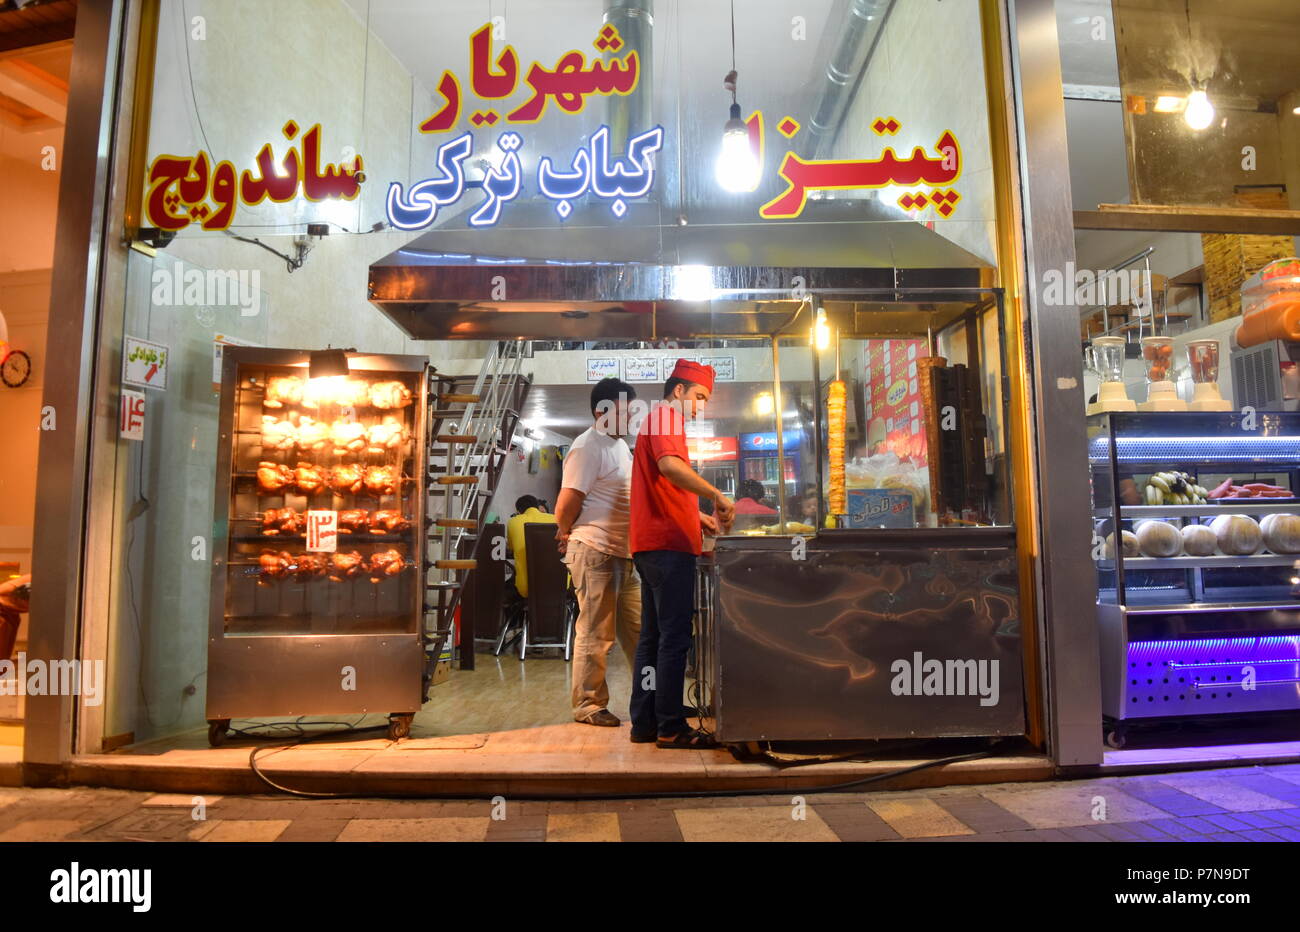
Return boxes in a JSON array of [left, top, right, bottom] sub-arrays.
[[738, 429, 802, 502]]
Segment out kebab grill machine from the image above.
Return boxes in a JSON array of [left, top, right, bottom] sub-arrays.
[[205, 347, 429, 745], [695, 288, 1024, 743]]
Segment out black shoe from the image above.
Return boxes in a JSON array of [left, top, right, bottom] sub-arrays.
[[629, 731, 657, 743]]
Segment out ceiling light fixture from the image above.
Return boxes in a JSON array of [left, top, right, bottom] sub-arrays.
[[714, 0, 759, 193], [1184, 87, 1214, 130]]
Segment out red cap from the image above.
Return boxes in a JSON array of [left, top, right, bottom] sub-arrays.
[[670, 359, 716, 393]]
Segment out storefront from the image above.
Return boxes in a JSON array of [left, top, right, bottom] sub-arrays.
[[9, 0, 1299, 793]]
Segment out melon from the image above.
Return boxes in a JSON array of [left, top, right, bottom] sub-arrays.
[[1180, 523, 1218, 556], [1135, 520, 1181, 558], [1209, 514, 1263, 555], [1105, 530, 1139, 559], [1260, 513, 1300, 554]]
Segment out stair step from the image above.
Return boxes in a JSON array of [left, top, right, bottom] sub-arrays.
[[434, 559, 477, 570], [435, 518, 478, 529], [435, 476, 480, 485], [438, 393, 481, 404], [434, 434, 479, 443]]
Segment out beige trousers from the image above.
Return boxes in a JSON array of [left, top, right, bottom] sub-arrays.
[[565, 539, 642, 719]]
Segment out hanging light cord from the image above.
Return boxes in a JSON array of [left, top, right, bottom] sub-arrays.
[[724, 0, 738, 105]]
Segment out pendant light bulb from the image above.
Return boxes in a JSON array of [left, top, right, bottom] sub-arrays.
[[716, 103, 758, 193], [1184, 88, 1214, 130]]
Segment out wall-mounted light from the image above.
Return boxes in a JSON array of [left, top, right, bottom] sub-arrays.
[[1184, 87, 1214, 130], [813, 307, 831, 351], [754, 391, 774, 416]]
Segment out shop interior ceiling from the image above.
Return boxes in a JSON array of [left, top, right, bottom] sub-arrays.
[[0, 0, 74, 139], [363, 0, 990, 340]]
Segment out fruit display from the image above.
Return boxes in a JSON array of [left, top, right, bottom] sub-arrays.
[[1105, 530, 1139, 558], [1143, 472, 1208, 505], [1141, 337, 1174, 382], [1206, 477, 1293, 499], [1135, 520, 1181, 558], [1260, 513, 1300, 554], [1209, 514, 1263, 556]]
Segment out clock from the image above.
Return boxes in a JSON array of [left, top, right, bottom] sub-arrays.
[[1, 350, 31, 388]]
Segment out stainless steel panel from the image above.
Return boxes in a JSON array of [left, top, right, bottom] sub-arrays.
[[1009, 0, 1103, 765], [707, 536, 1024, 741]]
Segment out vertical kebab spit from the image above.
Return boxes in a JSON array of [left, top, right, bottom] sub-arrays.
[[827, 379, 847, 517]]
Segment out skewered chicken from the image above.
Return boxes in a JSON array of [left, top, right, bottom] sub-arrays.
[[263, 375, 304, 409], [330, 418, 367, 455], [295, 415, 330, 453], [366, 415, 410, 454], [328, 550, 364, 582], [367, 549, 406, 583], [338, 509, 370, 534], [369, 510, 410, 535], [363, 464, 400, 496], [300, 377, 335, 411], [257, 461, 294, 494], [292, 553, 327, 580], [335, 379, 370, 408], [294, 462, 327, 495], [369, 380, 413, 410], [261, 415, 296, 452], [261, 507, 303, 536], [258, 549, 294, 581], [329, 463, 364, 495]]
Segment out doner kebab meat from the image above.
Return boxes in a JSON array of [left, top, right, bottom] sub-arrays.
[[828, 379, 847, 516]]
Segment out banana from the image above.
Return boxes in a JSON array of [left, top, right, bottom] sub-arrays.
[[1145, 485, 1161, 505], [1149, 475, 1171, 493]]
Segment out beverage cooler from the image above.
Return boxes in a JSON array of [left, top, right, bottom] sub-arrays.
[[1089, 412, 1300, 748], [738, 430, 801, 502], [205, 347, 429, 745]]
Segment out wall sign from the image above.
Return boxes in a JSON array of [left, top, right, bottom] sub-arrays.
[[688, 436, 738, 462], [624, 356, 660, 382], [119, 389, 146, 441], [212, 334, 262, 391], [586, 357, 620, 381], [122, 336, 169, 391], [306, 510, 338, 553], [698, 355, 735, 382]]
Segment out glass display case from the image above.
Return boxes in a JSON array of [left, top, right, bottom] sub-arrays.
[[205, 347, 428, 744], [1088, 412, 1300, 747]]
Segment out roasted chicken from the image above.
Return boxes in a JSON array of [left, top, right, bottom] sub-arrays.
[[369, 380, 412, 410], [294, 462, 326, 495], [295, 415, 330, 453], [335, 379, 370, 408], [261, 415, 296, 452], [328, 550, 365, 582], [369, 510, 410, 535], [263, 375, 304, 409], [367, 549, 405, 583], [338, 509, 370, 534], [292, 553, 327, 580], [261, 507, 303, 536], [257, 461, 294, 494], [258, 549, 294, 581], [363, 465, 399, 496], [330, 418, 367, 455], [329, 463, 364, 495], [366, 415, 409, 454]]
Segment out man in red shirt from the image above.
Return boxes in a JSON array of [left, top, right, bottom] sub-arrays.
[[629, 360, 735, 748]]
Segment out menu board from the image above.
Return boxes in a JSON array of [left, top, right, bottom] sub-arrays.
[[863, 339, 928, 466], [586, 357, 620, 381], [624, 356, 661, 382]]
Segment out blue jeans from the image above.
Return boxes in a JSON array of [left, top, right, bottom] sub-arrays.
[[629, 549, 697, 738]]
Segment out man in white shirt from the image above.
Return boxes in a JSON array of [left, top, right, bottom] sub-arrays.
[[555, 377, 641, 727]]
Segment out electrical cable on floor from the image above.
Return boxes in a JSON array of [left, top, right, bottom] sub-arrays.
[[234, 715, 1002, 800]]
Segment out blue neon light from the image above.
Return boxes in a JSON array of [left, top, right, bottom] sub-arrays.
[[1089, 435, 1300, 464]]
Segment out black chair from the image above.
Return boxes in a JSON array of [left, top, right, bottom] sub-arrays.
[[518, 522, 575, 661]]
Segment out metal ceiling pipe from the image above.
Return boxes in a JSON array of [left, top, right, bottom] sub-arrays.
[[603, 0, 653, 154], [800, 0, 894, 159]]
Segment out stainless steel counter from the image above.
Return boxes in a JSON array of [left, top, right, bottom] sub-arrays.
[[697, 529, 1025, 742]]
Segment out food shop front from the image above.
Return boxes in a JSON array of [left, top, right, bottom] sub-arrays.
[[21, 0, 1083, 794]]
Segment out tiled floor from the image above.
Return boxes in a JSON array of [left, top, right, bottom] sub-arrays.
[[3, 762, 1300, 842]]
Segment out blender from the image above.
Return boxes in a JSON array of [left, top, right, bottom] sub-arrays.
[[1139, 335, 1187, 411], [1186, 339, 1232, 411], [1086, 336, 1136, 414]]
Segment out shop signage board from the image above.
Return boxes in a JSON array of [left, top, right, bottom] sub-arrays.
[[688, 436, 738, 462], [306, 510, 338, 553], [119, 389, 145, 441], [122, 336, 169, 391], [865, 338, 927, 465], [586, 357, 620, 381], [740, 429, 801, 451], [624, 356, 660, 382], [844, 488, 915, 529]]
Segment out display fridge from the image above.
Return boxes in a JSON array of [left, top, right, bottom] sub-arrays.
[[738, 429, 801, 503], [206, 347, 428, 745]]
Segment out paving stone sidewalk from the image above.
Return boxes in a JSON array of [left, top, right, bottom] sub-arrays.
[[2, 762, 1299, 842]]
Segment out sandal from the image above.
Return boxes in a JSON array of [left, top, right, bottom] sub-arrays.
[[656, 728, 718, 750], [630, 731, 658, 744]]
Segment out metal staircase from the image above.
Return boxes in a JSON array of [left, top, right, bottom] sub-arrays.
[[423, 341, 531, 696]]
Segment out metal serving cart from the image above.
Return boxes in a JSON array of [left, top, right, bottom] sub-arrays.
[[205, 347, 428, 745]]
